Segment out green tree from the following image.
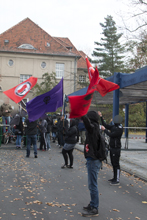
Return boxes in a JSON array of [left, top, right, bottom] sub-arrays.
[[92, 15, 125, 77], [129, 103, 146, 128], [32, 72, 58, 97]]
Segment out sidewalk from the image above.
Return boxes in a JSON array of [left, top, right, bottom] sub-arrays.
[[75, 138, 147, 182]]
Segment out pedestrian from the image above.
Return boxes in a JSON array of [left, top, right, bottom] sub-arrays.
[[15, 115, 23, 149], [58, 115, 68, 148], [78, 119, 86, 144], [52, 119, 58, 143], [1, 102, 13, 134], [25, 118, 38, 158], [98, 111, 123, 185], [46, 117, 51, 150], [81, 111, 101, 217], [61, 119, 79, 169], [38, 119, 47, 151]]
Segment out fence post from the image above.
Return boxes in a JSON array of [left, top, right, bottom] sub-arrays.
[[125, 104, 129, 139]]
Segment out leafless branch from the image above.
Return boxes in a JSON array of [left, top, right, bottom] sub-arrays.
[[126, 23, 147, 32]]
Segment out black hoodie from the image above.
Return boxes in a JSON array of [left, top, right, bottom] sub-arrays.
[[81, 111, 100, 160], [100, 117, 123, 149], [64, 119, 78, 144]]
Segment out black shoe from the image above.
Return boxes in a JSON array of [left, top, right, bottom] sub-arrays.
[[61, 164, 68, 169], [83, 204, 92, 211], [34, 155, 38, 158], [110, 181, 120, 185], [82, 208, 99, 217], [26, 155, 29, 158], [108, 178, 115, 182], [67, 165, 73, 169]]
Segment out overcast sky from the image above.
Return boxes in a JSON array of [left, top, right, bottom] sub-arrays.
[[0, 0, 136, 57]]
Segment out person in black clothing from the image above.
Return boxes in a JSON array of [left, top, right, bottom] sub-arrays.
[[61, 119, 79, 169], [98, 111, 123, 185], [52, 120, 58, 142], [58, 116, 68, 148], [81, 111, 101, 217], [37, 119, 47, 151], [46, 117, 51, 150], [15, 115, 23, 149], [25, 119, 38, 158]]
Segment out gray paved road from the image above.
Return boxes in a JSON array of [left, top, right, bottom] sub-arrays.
[[0, 143, 147, 220]]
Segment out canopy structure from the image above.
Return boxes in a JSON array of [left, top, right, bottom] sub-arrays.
[[67, 66, 147, 105], [67, 65, 147, 142]]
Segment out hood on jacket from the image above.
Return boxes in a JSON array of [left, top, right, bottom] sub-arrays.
[[87, 111, 99, 123]]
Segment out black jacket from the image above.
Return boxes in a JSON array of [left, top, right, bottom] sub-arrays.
[[58, 119, 68, 134], [81, 115, 100, 160], [64, 119, 78, 144], [25, 119, 38, 135], [100, 117, 123, 149], [15, 116, 23, 135]]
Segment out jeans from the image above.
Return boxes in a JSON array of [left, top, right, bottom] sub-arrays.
[[52, 132, 56, 138], [46, 133, 51, 149], [79, 130, 86, 144], [26, 134, 37, 157], [16, 135, 22, 146], [2, 116, 11, 133], [86, 159, 102, 209]]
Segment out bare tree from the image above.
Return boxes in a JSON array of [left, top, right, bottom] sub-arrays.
[[122, 0, 147, 33]]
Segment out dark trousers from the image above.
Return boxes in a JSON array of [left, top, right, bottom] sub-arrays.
[[62, 148, 74, 166], [110, 148, 121, 170], [110, 148, 121, 181], [40, 133, 46, 150]]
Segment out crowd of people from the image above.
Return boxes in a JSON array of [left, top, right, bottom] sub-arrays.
[[0, 102, 124, 218]]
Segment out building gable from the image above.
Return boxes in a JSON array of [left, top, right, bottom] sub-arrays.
[[0, 18, 80, 57]]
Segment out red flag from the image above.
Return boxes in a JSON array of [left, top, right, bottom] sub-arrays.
[[85, 57, 120, 96], [87, 67, 99, 93], [86, 57, 95, 81], [95, 77, 120, 97], [69, 66, 99, 118], [69, 90, 94, 118], [3, 76, 38, 103]]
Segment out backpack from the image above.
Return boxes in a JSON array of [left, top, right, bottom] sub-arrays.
[[95, 133, 108, 163]]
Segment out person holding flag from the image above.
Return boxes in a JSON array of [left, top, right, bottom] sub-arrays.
[[1, 101, 13, 135], [81, 111, 101, 217]]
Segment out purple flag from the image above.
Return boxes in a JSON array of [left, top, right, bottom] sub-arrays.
[[26, 78, 63, 121]]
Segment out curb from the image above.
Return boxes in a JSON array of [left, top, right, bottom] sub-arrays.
[[75, 144, 147, 182]]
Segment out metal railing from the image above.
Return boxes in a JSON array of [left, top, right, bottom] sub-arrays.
[[123, 127, 147, 149]]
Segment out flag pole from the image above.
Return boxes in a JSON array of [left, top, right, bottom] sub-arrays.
[[17, 103, 27, 112]]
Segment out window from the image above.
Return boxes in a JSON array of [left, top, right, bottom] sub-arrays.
[[41, 61, 46, 69], [79, 75, 86, 83], [20, 74, 32, 83], [8, 59, 14, 66], [18, 44, 35, 50], [56, 63, 64, 78]]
